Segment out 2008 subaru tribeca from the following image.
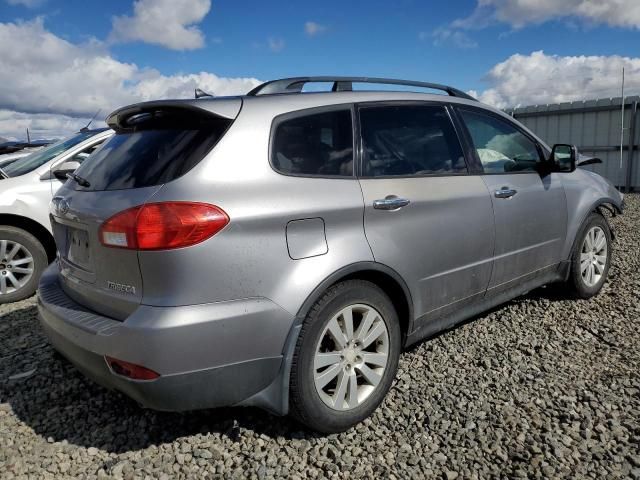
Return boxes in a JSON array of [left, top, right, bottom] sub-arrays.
[[38, 77, 624, 433]]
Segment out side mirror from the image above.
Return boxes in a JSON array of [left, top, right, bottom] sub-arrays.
[[549, 144, 577, 173], [52, 160, 81, 182]]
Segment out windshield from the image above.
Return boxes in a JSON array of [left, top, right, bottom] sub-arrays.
[[3, 130, 98, 177]]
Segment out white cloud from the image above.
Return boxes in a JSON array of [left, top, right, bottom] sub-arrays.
[[6, 0, 45, 8], [435, 0, 640, 50], [471, 51, 640, 109], [429, 27, 478, 48], [267, 37, 285, 52], [0, 18, 261, 139], [0, 110, 99, 141], [110, 0, 211, 50], [305, 21, 327, 37], [462, 0, 640, 30]]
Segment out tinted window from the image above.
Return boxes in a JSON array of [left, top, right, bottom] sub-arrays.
[[272, 110, 353, 176], [3, 130, 99, 177], [73, 115, 230, 191], [360, 105, 466, 177], [460, 109, 541, 173]]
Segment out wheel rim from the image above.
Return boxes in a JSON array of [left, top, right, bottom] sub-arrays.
[[313, 303, 389, 411], [0, 240, 35, 296], [580, 226, 608, 288]]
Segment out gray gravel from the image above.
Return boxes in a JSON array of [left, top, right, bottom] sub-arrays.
[[1, 194, 639, 479]]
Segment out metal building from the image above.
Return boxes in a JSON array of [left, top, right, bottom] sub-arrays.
[[508, 96, 639, 192]]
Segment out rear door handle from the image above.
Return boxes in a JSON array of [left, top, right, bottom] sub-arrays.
[[373, 195, 410, 210], [494, 188, 518, 199]]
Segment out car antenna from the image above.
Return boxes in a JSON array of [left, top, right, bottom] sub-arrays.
[[195, 88, 214, 99], [80, 109, 101, 132]]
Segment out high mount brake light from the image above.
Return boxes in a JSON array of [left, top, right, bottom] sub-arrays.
[[99, 202, 229, 250]]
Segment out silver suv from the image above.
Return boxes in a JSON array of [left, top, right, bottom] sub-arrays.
[[38, 77, 624, 432]]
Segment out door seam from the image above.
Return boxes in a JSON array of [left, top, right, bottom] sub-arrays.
[[480, 175, 497, 299]]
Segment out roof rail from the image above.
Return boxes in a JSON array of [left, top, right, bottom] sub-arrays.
[[246, 76, 476, 101]]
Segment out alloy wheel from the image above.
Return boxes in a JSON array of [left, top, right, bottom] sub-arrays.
[[313, 304, 390, 411], [580, 226, 608, 288], [0, 240, 35, 295]]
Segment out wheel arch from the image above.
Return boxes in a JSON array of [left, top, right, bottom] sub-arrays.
[[573, 198, 620, 249], [0, 214, 56, 263], [240, 261, 415, 416], [294, 262, 414, 342], [591, 197, 623, 217]]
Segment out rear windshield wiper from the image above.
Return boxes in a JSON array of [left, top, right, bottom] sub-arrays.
[[66, 172, 91, 188]]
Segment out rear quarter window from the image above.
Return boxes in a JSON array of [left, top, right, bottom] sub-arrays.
[[73, 111, 231, 191], [271, 109, 354, 177]]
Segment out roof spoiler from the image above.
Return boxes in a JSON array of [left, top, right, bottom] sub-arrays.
[[106, 99, 242, 131]]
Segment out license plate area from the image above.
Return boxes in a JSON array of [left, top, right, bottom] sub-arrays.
[[67, 227, 91, 270], [51, 217, 94, 275]]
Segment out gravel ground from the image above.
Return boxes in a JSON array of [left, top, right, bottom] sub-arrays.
[[1, 194, 639, 479]]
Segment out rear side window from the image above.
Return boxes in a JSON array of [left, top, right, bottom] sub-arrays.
[[73, 111, 231, 191], [360, 105, 467, 177], [272, 109, 353, 177]]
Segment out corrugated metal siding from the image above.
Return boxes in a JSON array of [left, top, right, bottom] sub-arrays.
[[508, 96, 639, 190]]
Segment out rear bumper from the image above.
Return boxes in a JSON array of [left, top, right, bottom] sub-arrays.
[[37, 264, 293, 412]]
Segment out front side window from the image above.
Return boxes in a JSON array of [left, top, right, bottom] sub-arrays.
[[272, 109, 353, 177], [359, 105, 467, 177], [459, 109, 542, 173]]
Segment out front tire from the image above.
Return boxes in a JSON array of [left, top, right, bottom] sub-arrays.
[[289, 280, 401, 433], [0, 226, 48, 304], [566, 213, 612, 299]]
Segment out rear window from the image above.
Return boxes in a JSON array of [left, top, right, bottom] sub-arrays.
[[272, 109, 353, 177], [72, 111, 231, 191]]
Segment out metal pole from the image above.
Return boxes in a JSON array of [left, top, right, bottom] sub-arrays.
[[626, 101, 637, 193], [620, 67, 625, 169]]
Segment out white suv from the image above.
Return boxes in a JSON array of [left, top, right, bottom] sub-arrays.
[[0, 128, 113, 303]]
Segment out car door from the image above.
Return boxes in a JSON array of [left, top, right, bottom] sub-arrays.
[[357, 102, 495, 326], [455, 106, 568, 294]]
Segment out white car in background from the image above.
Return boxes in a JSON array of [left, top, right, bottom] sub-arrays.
[[0, 147, 48, 172], [0, 128, 113, 303], [0, 147, 46, 164]]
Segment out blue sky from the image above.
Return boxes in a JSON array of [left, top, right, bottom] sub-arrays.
[[3, 0, 638, 91], [1, 0, 639, 139]]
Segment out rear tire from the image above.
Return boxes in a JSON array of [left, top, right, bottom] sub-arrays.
[[566, 213, 612, 299], [0, 226, 48, 304], [289, 280, 401, 433]]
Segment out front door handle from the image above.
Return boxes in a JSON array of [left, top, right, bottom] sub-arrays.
[[494, 187, 518, 199], [373, 195, 410, 210]]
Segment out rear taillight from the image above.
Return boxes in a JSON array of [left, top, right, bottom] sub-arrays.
[[99, 202, 229, 250], [105, 356, 160, 380]]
